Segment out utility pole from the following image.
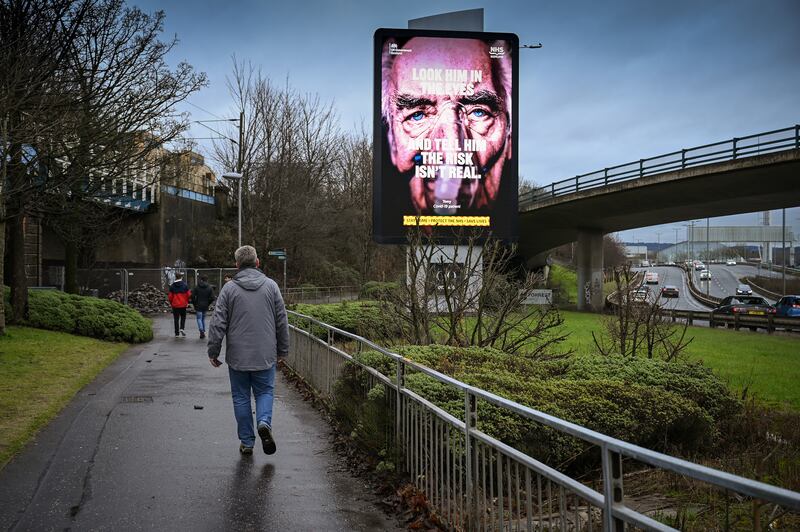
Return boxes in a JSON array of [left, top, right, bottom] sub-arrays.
[[706, 218, 710, 295], [782, 208, 786, 295], [673, 227, 679, 261], [237, 111, 245, 249], [655, 231, 662, 264], [686, 224, 690, 262]]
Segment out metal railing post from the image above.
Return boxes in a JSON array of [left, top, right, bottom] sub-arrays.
[[325, 325, 332, 395], [396, 360, 405, 455], [732, 137, 738, 159], [795, 124, 799, 149], [639, 159, 644, 177], [123, 269, 131, 305], [551, 183, 555, 197], [575, 175, 579, 192], [602, 445, 624, 531], [464, 391, 478, 528], [604, 168, 608, 185], [681, 149, 686, 169]]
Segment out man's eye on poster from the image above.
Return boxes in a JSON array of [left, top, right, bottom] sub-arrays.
[[373, 29, 519, 244]]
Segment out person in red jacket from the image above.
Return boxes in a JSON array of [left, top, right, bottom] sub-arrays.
[[168, 272, 192, 338]]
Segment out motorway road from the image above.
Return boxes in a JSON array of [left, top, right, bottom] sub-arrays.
[[688, 264, 789, 303], [633, 266, 709, 311]]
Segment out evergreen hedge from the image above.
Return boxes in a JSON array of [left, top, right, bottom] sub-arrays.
[[290, 300, 402, 342], [5, 289, 152, 343], [335, 345, 739, 471]]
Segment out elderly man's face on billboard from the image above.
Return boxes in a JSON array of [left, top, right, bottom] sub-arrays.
[[383, 37, 512, 214]]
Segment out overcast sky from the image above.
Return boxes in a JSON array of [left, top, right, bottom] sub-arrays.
[[138, 0, 800, 245]]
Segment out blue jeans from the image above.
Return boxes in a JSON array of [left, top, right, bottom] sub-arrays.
[[228, 366, 275, 448], [196, 310, 206, 333]]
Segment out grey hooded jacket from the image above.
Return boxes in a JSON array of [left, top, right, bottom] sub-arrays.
[[207, 267, 289, 371]]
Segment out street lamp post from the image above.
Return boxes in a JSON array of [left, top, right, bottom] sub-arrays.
[[673, 227, 679, 261], [655, 231, 662, 264], [222, 171, 243, 248]]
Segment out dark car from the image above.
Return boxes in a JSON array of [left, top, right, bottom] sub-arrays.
[[775, 295, 800, 318], [736, 284, 753, 295], [660, 285, 679, 298], [712, 296, 776, 316]]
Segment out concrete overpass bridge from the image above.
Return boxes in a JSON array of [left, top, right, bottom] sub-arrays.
[[518, 125, 800, 310]]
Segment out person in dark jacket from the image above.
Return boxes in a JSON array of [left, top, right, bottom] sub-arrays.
[[191, 275, 215, 339], [208, 245, 289, 455], [168, 272, 191, 338]]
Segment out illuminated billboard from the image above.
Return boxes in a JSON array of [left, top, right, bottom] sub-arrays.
[[373, 28, 519, 243]]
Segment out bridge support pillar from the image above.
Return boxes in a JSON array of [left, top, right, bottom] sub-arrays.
[[576, 229, 604, 312]]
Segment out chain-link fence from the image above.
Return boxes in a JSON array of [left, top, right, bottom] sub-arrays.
[[74, 267, 358, 307]]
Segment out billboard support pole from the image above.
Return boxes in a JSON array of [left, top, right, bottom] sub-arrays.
[[404, 12, 486, 527]]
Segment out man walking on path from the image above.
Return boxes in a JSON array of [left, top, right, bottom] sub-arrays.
[[191, 275, 215, 339], [208, 245, 289, 455], [168, 272, 191, 338]]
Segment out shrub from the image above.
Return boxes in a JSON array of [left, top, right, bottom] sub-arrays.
[[360, 281, 400, 300], [311, 260, 360, 287], [336, 344, 737, 472], [5, 288, 152, 343], [289, 300, 401, 342]]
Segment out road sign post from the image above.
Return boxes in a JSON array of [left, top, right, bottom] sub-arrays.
[[269, 249, 287, 293]]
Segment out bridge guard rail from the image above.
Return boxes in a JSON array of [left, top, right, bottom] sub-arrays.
[[520, 125, 800, 207], [285, 310, 800, 531]]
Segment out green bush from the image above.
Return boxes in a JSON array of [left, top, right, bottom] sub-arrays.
[[5, 288, 152, 343], [336, 344, 737, 471], [289, 300, 401, 342], [360, 281, 400, 300], [311, 260, 360, 287]]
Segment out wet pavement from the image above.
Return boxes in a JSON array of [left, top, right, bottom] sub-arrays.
[[0, 315, 401, 531]]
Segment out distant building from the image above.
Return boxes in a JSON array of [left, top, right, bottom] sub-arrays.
[[12, 148, 229, 288]]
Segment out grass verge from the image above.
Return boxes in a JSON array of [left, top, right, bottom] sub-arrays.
[[0, 326, 129, 469], [548, 264, 616, 305], [559, 310, 800, 409]]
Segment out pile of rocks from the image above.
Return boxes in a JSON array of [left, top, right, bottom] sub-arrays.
[[108, 283, 171, 314]]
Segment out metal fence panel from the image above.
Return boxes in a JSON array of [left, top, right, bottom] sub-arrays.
[[285, 310, 800, 531]]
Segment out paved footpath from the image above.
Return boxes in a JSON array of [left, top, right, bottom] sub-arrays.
[[0, 315, 400, 531]]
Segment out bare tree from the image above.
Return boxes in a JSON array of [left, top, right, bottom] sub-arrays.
[[36, 0, 206, 292], [0, 0, 93, 327], [382, 226, 570, 359], [208, 63, 388, 286], [334, 128, 373, 279], [603, 234, 627, 268], [1, 0, 205, 328], [592, 264, 693, 361]]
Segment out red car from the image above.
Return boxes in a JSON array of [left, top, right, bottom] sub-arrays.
[[660, 285, 679, 298]]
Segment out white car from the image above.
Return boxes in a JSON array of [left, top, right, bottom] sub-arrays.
[[726, 259, 736, 265], [700, 270, 712, 280], [632, 287, 650, 303], [645, 271, 659, 284]]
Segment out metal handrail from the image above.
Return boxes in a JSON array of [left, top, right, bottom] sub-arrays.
[[520, 125, 800, 207], [286, 309, 800, 528]]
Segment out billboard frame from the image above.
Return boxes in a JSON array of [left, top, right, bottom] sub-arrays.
[[372, 27, 520, 245]]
